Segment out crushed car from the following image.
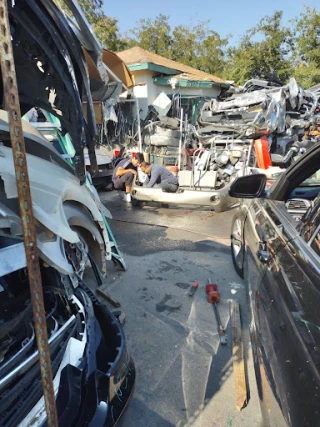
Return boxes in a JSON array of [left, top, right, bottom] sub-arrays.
[[0, 112, 135, 427], [0, 0, 135, 425], [132, 75, 320, 211]]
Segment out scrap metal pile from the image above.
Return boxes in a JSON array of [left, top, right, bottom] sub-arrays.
[[142, 77, 320, 190], [198, 77, 318, 140]]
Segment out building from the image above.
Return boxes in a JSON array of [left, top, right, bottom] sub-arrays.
[[117, 46, 228, 120]]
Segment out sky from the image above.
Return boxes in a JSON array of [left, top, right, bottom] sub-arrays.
[[103, 0, 320, 44]]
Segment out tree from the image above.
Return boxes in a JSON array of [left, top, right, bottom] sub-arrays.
[[196, 30, 228, 76], [291, 6, 320, 88], [91, 15, 128, 51], [127, 14, 172, 57], [171, 21, 228, 75], [224, 11, 293, 84], [127, 16, 228, 76]]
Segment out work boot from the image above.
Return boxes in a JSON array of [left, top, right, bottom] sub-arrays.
[[122, 192, 131, 203]]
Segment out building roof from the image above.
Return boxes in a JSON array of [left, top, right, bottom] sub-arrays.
[[117, 46, 226, 85]]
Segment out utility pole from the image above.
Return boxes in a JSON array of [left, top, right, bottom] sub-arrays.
[[0, 1, 58, 425]]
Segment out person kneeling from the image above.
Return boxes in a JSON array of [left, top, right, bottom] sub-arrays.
[[140, 162, 179, 193], [112, 152, 144, 202]]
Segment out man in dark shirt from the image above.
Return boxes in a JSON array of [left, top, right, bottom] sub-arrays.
[[112, 152, 144, 202], [140, 162, 179, 193]]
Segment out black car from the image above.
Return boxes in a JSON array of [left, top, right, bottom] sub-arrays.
[[229, 144, 320, 427]]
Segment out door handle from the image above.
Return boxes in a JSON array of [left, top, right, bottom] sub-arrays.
[[258, 241, 270, 263]]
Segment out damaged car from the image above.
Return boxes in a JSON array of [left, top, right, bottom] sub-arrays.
[[0, 0, 135, 425], [133, 111, 252, 212], [0, 111, 135, 427], [133, 75, 320, 211]]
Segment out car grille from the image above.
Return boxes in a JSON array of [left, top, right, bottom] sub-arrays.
[[0, 315, 80, 427]]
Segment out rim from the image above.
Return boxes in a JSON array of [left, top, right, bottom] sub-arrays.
[[231, 218, 243, 270]]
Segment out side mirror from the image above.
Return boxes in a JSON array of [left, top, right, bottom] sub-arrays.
[[229, 174, 267, 199]]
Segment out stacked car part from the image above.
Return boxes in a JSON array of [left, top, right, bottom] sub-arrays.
[[197, 78, 320, 169]]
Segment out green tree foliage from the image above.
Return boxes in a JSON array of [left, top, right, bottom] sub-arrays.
[[62, 1, 320, 87], [198, 32, 228, 76], [91, 15, 128, 51], [126, 14, 172, 57], [224, 11, 293, 84], [291, 6, 320, 88], [171, 21, 228, 75], [127, 15, 228, 76]]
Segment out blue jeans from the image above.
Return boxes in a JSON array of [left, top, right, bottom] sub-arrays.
[[154, 181, 178, 193]]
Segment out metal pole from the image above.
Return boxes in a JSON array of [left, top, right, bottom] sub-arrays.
[[178, 108, 183, 170], [0, 2, 58, 426], [135, 96, 142, 152]]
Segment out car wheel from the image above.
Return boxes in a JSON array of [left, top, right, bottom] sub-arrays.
[[231, 213, 244, 278]]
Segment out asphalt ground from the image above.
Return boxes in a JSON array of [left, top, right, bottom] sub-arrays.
[[96, 192, 263, 427]]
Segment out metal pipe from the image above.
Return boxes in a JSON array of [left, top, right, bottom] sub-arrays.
[[178, 108, 183, 170], [0, 1, 58, 425], [134, 96, 142, 152]]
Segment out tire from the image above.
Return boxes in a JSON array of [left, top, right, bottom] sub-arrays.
[[231, 213, 245, 278]]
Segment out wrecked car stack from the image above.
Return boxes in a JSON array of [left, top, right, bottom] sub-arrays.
[[0, 0, 135, 426], [199, 78, 318, 139], [134, 76, 320, 211], [197, 77, 320, 168]]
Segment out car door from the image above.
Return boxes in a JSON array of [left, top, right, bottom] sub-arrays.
[[244, 198, 298, 426], [246, 198, 320, 427]]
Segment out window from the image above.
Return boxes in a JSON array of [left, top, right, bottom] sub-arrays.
[[300, 169, 320, 187]]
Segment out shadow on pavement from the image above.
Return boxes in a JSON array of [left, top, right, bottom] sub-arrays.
[[125, 397, 175, 427]]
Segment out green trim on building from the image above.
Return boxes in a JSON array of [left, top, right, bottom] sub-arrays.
[[153, 76, 215, 88], [128, 62, 178, 75], [128, 62, 229, 88]]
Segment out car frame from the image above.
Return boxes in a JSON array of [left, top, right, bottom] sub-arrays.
[[229, 144, 320, 426], [0, 112, 135, 426]]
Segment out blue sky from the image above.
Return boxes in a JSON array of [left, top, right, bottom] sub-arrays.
[[103, 0, 320, 45]]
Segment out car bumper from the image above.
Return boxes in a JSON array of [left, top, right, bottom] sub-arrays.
[[53, 281, 136, 427], [131, 183, 238, 212]]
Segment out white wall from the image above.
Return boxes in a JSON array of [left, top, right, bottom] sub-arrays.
[[132, 69, 221, 119]]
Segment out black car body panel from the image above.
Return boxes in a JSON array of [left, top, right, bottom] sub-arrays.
[[231, 145, 320, 426]]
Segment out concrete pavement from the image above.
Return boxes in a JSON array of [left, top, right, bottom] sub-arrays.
[[98, 192, 263, 427]]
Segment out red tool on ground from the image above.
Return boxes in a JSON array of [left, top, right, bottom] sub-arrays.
[[206, 283, 217, 294], [207, 279, 227, 345], [188, 281, 199, 297]]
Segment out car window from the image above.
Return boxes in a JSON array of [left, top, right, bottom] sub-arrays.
[[299, 193, 320, 256], [300, 169, 320, 187], [286, 165, 320, 225]]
